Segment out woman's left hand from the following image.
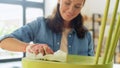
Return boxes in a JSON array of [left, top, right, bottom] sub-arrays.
[[26, 44, 54, 55]]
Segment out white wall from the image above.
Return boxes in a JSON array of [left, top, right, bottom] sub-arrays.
[[45, 0, 57, 17], [82, 0, 120, 16], [81, 0, 105, 16]]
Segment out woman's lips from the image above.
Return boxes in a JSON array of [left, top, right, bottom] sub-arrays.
[[66, 14, 72, 18]]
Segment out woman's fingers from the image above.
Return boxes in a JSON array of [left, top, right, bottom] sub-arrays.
[[38, 45, 45, 55], [43, 45, 54, 54], [26, 44, 54, 55], [26, 44, 36, 53]]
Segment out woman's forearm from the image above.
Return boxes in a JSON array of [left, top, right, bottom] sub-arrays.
[[0, 38, 28, 52]]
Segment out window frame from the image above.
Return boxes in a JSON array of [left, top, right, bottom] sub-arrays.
[[0, 0, 45, 62]]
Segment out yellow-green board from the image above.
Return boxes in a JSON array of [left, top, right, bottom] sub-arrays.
[[22, 55, 113, 68]]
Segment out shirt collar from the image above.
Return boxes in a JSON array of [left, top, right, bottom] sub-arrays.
[[69, 28, 76, 34]]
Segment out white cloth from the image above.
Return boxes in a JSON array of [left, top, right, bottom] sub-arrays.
[[26, 50, 67, 62]]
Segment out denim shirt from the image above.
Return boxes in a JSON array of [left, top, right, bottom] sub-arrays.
[[0, 17, 94, 56]]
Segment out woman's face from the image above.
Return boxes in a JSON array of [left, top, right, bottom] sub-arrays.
[[58, 0, 85, 22]]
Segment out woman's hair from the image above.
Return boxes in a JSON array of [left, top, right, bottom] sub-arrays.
[[46, 1, 88, 39]]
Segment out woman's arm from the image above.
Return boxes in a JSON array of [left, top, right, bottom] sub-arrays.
[[0, 38, 54, 55], [0, 18, 39, 52], [0, 38, 28, 52]]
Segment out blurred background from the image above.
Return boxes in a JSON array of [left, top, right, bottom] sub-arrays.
[[0, 0, 120, 68]]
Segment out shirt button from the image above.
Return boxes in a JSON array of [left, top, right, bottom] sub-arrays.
[[69, 45, 71, 48], [57, 42, 60, 45], [69, 35, 72, 37]]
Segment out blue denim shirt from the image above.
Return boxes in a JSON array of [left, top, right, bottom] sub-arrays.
[[0, 17, 94, 56]]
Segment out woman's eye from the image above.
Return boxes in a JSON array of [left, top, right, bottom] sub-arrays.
[[75, 6, 80, 9], [65, 2, 70, 5], [74, 5, 82, 9]]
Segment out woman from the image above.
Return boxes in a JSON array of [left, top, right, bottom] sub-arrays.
[[0, 0, 94, 56]]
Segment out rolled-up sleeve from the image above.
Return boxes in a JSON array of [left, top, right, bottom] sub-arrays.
[[87, 32, 94, 56], [0, 18, 41, 43]]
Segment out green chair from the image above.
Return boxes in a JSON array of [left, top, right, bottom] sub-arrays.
[[22, 0, 120, 68], [22, 55, 113, 68]]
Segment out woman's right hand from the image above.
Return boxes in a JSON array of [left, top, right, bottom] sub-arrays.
[[26, 44, 54, 55]]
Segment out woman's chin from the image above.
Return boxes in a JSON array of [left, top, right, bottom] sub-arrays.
[[63, 18, 72, 22]]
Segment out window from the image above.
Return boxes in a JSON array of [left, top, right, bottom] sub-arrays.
[[26, 8, 43, 23], [0, 0, 44, 62], [0, 4, 23, 60], [27, 0, 43, 2]]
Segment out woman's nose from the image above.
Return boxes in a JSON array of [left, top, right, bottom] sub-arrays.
[[68, 6, 74, 14]]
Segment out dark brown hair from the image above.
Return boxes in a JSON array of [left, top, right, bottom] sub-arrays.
[[46, 1, 88, 39]]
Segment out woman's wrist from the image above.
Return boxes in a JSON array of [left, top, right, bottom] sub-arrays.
[[23, 43, 29, 52]]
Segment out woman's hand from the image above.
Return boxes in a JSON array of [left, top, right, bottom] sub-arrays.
[[26, 44, 54, 55]]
